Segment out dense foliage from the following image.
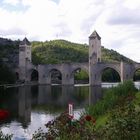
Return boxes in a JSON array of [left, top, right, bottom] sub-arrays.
[[32, 40, 88, 64], [31, 40, 134, 65], [0, 38, 19, 64], [99, 100, 140, 140], [102, 68, 120, 82], [133, 70, 140, 81], [85, 80, 137, 118], [101, 47, 133, 63], [0, 61, 16, 84]]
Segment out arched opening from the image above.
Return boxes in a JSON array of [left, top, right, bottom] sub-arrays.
[[31, 69, 38, 81], [50, 69, 62, 84], [73, 68, 89, 84], [15, 72, 19, 81], [133, 69, 140, 81], [102, 67, 120, 83]]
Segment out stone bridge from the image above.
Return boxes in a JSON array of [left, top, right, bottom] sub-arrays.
[[22, 61, 140, 85], [17, 31, 140, 85]]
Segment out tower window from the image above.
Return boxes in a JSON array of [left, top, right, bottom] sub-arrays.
[[19, 47, 25, 51]]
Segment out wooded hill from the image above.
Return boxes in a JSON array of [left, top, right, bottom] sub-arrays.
[[31, 39, 134, 65], [0, 37, 134, 65]]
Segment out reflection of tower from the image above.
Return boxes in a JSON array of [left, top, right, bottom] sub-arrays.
[[18, 86, 31, 128], [38, 85, 52, 104], [61, 86, 74, 106], [89, 85, 102, 105], [19, 38, 31, 81]]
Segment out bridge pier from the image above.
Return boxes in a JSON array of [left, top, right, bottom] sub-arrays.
[[120, 61, 133, 82], [62, 73, 74, 85], [89, 63, 101, 86], [19, 66, 26, 82], [38, 65, 51, 84], [62, 64, 74, 85]]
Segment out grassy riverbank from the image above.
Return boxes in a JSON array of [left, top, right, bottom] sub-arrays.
[[31, 80, 140, 140]]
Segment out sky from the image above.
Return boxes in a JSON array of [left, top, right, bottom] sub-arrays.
[[0, 0, 140, 62]]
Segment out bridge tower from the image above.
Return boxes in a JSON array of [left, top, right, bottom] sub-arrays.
[[89, 31, 101, 85], [89, 30, 101, 64], [19, 37, 32, 81]]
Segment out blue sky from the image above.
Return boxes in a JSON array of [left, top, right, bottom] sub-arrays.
[[0, 0, 140, 62], [0, 0, 28, 11], [52, 0, 60, 4]]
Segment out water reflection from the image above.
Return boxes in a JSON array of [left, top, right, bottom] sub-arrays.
[[0, 85, 103, 139], [18, 86, 31, 128], [89, 85, 102, 105]]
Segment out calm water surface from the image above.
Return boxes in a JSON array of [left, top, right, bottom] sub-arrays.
[[0, 82, 139, 140], [0, 85, 103, 140]]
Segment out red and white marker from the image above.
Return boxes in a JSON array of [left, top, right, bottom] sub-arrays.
[[68, 103, 74, 119]]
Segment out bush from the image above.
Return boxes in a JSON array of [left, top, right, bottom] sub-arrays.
[[99, 102, 140, 140], [0, 62, 16, 84], [32, 112, 97, 140], [85, 80, 137, 118]]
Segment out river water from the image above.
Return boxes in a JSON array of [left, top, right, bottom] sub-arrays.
[[0, 82, 140, 140]]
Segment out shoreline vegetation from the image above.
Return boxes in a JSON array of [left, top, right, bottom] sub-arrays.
[[1, 81, 140, 139], [31, 80, 140, 140]]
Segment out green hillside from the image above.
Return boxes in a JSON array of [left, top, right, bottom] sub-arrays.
[[32, 40, 88, 64], [31, 39, 134, 65]]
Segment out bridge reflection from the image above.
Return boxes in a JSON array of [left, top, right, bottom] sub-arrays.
[[0, 85, 103, 128], [17, 85, 102, 128]]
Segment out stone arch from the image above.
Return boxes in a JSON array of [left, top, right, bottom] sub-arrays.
[[101, 67, 121, 82], [71, 67, 89, 84], [133, 68, 140, 81], [49, 68, 62, 84], [15, 72, 19, 81], [31, 69, 39, 81]]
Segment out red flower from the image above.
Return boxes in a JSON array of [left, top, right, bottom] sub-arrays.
[[84, 115, 96, 124], [0, 109, 10, 120], [85, 115, 92, 121]]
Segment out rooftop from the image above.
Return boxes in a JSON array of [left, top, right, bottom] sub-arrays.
[[20, 37, 31, 45], [89, 30, 101, 40]]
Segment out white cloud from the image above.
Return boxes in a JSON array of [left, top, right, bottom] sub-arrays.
[[123, 0, 140, 9], [0, 0, 140, 62], [0, 7, 22, 30]]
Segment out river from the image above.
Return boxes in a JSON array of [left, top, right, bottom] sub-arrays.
[[0, 82, 139, 140]]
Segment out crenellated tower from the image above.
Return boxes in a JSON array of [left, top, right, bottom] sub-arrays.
[[89, 31, 101, 85], [19, 37, 31, 67], [19, 37, 31, 81], [89, 30, 101, 64]]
